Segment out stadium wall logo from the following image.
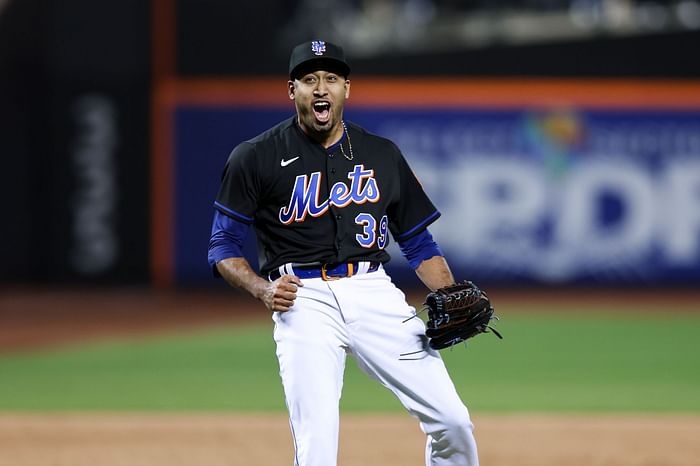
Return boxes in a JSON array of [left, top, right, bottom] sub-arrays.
[[69, 94, 119, 276], [378, 110, 700, 282]]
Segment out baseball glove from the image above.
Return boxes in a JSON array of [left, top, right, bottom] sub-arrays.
[[424, 281, 502, 350]]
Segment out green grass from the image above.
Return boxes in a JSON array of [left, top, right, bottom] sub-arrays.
[[0, 312, 698, 412]]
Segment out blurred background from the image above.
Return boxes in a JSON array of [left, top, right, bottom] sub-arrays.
[[1, 0, 700, 289], [1, 2, 699, 464]]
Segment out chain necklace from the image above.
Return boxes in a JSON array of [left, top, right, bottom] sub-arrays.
[[339, 121, 354, 161]]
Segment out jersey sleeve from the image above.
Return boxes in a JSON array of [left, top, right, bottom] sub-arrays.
[[396, 228, 444, 269], [388, 147, 441, 242], [214, 142, 260, 224]]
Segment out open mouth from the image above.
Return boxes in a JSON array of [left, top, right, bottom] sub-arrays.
[[313, 101, 331, 124]]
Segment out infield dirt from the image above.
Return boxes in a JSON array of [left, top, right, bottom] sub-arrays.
[[0, 412, 698, 466]]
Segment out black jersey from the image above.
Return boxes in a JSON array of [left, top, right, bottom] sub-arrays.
[[214, 116, 440, 275]]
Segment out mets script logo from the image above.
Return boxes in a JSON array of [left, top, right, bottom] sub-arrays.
[[279, 164, 380, 224], [311, 41, 326, 56]]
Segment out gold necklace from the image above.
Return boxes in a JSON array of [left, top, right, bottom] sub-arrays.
[[339, 121, 354, 161]]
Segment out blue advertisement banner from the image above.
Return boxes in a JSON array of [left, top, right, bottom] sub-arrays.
[[175, 106, 700, 286]]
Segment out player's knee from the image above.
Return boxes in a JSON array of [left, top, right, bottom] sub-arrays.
[[431, 408, 475, 450], [442, 405, 473, 430], [447, 414, 474, 441]]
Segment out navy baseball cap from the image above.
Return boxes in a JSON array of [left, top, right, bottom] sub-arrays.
[[289, 40, 350, 80]]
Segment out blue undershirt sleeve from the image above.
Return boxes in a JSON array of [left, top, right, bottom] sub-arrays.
[[396, 228, 444, 270], [208, 210, 251, 277]]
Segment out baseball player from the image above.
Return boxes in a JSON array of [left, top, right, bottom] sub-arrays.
[[208, 40, 479, 466]]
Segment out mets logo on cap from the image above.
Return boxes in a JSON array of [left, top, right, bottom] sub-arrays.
[[311, 41, 326, 56]]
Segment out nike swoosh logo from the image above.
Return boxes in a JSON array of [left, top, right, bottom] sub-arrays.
[[281, 156, 300, 167]]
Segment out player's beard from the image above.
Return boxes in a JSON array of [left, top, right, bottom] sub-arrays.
[[298, 103, 342, 144]]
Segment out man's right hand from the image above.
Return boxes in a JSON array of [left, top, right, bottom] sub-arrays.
[[262, 274, 304, 312], [216, 257, 304, 313]]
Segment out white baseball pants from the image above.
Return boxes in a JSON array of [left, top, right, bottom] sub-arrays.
[[272, 265, 479, 466]]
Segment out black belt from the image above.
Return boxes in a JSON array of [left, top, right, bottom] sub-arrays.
[[268, 261, 380, 281]]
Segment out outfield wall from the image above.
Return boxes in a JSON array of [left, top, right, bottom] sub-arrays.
[[157, 79, 700, 287]]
